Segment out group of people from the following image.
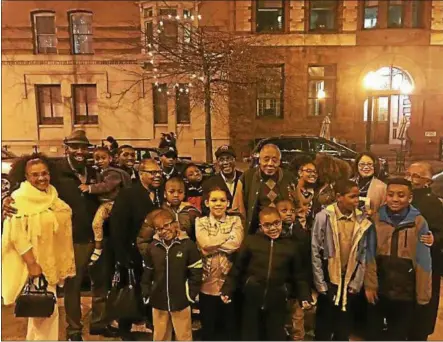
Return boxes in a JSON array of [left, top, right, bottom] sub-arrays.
[[1, 129, 442, 341]]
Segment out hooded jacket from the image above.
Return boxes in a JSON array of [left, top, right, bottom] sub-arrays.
[[140, 231, 203, 312], [365, 205, 432, 304], [311, 204, 375, 311]]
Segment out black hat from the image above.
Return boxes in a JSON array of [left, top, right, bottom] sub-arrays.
[[64, 130, 91, 146], [159, 146, 178, 158], [215, 145, 236, 159]]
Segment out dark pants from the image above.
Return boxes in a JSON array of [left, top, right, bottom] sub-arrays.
[[65, 241, 113, 336], [314, 293, 354, 341], [199, 292, 237, 341], [367, 296, 414, 341]]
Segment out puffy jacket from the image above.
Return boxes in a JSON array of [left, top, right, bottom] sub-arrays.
[[221, 232, 310, 309], [365, 205, 432, 304], [141, 231, 203, 312]]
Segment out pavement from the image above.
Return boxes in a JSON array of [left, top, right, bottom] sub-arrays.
[[2, 283, 443, 341]]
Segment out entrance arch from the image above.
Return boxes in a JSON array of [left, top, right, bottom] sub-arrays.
[[363, 66, 413, 145]]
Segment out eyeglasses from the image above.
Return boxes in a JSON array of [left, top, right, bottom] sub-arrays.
[[405, 172, 431, 181], [140, 170, 162, 177], [301, 168, 317, 175], [358, 163, 374, 169], [261, 220, 282, 230], [155, 221, 176, 233]]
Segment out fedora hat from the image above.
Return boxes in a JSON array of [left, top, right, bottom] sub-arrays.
[[63, 130, 91, 146]]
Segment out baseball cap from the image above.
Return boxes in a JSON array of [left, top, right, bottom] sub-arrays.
[[215, 145, 236, 159]]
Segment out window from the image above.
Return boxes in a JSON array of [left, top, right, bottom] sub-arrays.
[[143, 7, 153, 19], [256, 66, 284, 118], [307, 65, 336, 116], [158, 8, 178, 49], [70, 12, 93, 54], [412, 0, 423, 28], [145, 21, 153, 50], [256, 0, 284, 33], [36, 85, 63, 124], [153, 84, 168, 124], [73, 85, 98, 124], [309, 0, 337, 31], [388, 0, 404, 28], [32, 12, 57, 54], [176, 84, 190, 124], [363, 0, 378, 29]]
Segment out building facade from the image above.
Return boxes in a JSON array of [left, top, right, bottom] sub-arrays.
[[2, 0, 443, 160]]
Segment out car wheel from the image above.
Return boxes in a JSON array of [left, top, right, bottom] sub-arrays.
[[1, 176, 11, 200]]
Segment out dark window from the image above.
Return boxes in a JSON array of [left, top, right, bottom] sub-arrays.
[[176, 84, 190, 124], [307, 65, 336, 117], [36, 85, 63, 125], [388, 0, 404, 28], [256, 0, 284, 33], [412, 0, 423, 28], [32, 13, 57, 54], [363, 0, 378, 29], [143, 7, 153, 18], [309, 0, 337, 31], [153, 84, 168, 124], [256, 66, 284, 118], [159, 9, 178, 49], [70, 12, 93, 54], [275, 138, 304, 152], [73, 85, 98, 124], [145, 21, 153, 50]]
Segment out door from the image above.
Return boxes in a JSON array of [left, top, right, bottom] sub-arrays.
[[373, 96, 390, 144]]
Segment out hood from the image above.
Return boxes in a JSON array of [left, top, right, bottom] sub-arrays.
[[378, 205, 420, 226]]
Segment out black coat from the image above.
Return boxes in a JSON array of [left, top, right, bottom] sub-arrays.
[[221, 232, 310, 309], [109, 182, 163, 267], [51, 158, 99, 244], [141, 233, 202, 312]]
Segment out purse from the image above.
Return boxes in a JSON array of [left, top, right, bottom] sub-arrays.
[[106, 265, 144, 321], [14, 276, 56, 318]]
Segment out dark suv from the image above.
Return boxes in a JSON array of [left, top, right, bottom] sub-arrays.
[[247, 135, 389, 180]]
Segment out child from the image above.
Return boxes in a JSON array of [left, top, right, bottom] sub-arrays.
[[276, 199, 314, 341], [195, 187, 243, 341], [311, 179, 375, 341], [221, 206, 310, 341], [184, 164, 204, 212], [140, 209, 203, 341], [78, 147, 131, 264], [365, 178, 432, 341]]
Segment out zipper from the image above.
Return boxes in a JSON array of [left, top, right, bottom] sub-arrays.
[[404, 230, 408, 248], [262, 239, 274, 310], [166, 248, 171, 311]]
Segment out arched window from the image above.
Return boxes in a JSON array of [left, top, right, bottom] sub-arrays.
[[371, 66, 413, 92]]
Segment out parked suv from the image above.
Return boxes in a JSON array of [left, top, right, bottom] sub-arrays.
[[247, 135, 389, 180]]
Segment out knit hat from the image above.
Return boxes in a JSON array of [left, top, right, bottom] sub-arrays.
[[63, 130, 91, 146]]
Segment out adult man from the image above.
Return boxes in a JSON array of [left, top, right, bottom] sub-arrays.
[[232, 144, 297, 234], [109, 158, 164, 339], [202, 145, 243, 214], [115, 145, 138, 183], [405, 162, 443, 341], [159, 146, 181, 180]]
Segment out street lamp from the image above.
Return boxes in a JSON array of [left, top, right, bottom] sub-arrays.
[[363, 71, 382, 151]]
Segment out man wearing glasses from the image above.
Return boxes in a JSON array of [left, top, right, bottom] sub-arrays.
[[109, 158, 164, 340], [202, 145, 243, 214], [405, 162, 443, 341]]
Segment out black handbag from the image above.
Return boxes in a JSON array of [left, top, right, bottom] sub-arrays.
[[106, 265, 144, 321], [14, 276, 56, 318]]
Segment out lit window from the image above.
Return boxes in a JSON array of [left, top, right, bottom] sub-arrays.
[[388, 0, 404, 28], [73, 85, 98, 124], [256, 0, 284, 33], [36, 85, 63, 124], [176, 84, 190, 124], [256, 66, 284, 118], [70, 12, 93, 54], [307, 65, 336, 116], [309, 0, 337, 31], [32, 12, 57, 54], [153, 84, 168, 124], [363, 0, 378, 29]]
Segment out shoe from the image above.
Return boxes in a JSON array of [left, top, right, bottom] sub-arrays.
[[120, 331, 137, 341], [67, 333, 83, 341], [89, 325, 120, 337]]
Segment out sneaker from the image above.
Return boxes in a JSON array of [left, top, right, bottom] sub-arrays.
[[67, 333, 83, 341]]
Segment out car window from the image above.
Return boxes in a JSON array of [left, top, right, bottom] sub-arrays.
[[275, 139, 304, 152], [309, 140, 341, 154]]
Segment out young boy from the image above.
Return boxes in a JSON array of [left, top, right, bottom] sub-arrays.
[[221, 206, 311, 341], [365, 178, 432, 341], [184, 164, 204, 212], [276, 199, 314, 341], [78, 147, 131, 264], [311, 179, 375, 341], [141, 209, 203, 341]]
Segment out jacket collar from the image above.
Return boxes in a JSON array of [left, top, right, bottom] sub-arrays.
[[153, 230, 189, 247], [209, 214, 227, 225], [334, 203, 355, 221], [325, 204, 364, 224], [378, 205, 420, 226], [255, 167, 283, 183]]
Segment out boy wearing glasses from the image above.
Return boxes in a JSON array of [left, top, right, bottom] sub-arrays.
[[221, 207, 311, 341], [311, 179, 375, 341], [141, 209, 203, 341]]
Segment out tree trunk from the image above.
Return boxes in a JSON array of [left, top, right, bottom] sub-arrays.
[[204, 79, 213, 163]]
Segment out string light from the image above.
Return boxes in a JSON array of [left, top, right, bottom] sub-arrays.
[[197, 14, 202, 20]]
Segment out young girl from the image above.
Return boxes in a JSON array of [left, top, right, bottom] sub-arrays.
[[195, 187, 243, 341]]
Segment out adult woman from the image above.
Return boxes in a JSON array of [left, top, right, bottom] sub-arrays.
[[351, 152, 386, 216], [2, 154, 76, 341]]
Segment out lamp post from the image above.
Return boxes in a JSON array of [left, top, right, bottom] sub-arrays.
[[363, 72, 380, 152]]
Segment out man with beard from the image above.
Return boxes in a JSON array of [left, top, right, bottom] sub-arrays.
[[232, 144, 297, 234], [159, 146, 181, 181], [405, 162, 443, 341], [202, 145, 243, 215], [109, 158, 164, 340], [115, 145, 138, 183]]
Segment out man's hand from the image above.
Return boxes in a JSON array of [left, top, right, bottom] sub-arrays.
[[220, 295, 231, 304], [301, 301, 312, 310], [420, 232, 434, 247], [27, 262, 43, 278], [78, 184, 90, 193], [2, 196, 17, 218], [348, 287, 359, 295], [365, 289, 378, 305]]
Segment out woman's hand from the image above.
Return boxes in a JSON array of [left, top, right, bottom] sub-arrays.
[[420, 232, 434, 247], [220, 295, 231, 304], [27, 262, 43, 278], [2, 196, 17, 219]]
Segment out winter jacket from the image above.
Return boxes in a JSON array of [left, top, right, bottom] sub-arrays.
[[311, 204, 375, 311], [351, 176, 387, 214], [89, 167, 131, 202], [202, 171, 243, 215], [140, 231, 203, 312], [365, 205, 432, 304], [221, 232, 310, 309], [232, 168, 297, 234]]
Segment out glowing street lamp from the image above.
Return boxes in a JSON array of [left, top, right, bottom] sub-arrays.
[[400, 81, 414, 95]]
